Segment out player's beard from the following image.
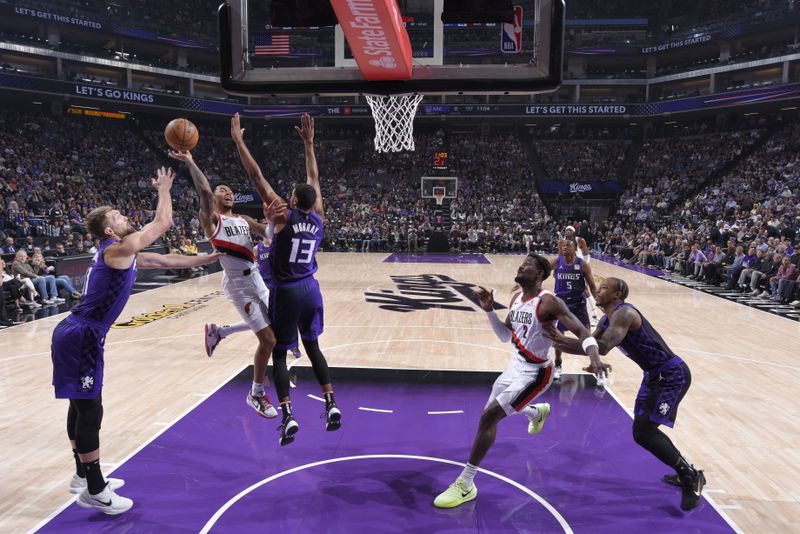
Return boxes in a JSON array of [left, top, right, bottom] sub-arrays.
[[118, 225, 136, 238]]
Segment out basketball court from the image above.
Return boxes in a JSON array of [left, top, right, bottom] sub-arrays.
[[3, 253, 799, 533]]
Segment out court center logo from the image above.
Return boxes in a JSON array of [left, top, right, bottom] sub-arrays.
[[364, 274, 507, 313], [111, 290, 224, 329]]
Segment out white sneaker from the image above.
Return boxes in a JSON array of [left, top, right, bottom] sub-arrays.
[[553, 366, 563, 381], [247, 393, 278, 418], [76, 483, 133, 515], [24, 299, 42, 308], [54, 297, 66, 303], [204, 323, 221, 358], [69, 474, 125, 494], [43, 299, 55, 305]]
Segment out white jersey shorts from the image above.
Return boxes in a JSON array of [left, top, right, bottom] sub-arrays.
[[487, 355, 555, 416], [221, 269, 271, 333]]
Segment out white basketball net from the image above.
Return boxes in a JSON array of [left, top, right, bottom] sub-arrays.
[[365, 94, 424, 153]]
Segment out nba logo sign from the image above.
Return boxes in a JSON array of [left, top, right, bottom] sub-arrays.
[[501, 5, 523, 54]]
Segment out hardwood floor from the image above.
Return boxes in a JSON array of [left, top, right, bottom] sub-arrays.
[[2, 252, 797, 533]]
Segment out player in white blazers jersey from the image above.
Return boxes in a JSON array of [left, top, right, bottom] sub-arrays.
[[434, 253, 610, 509], [169, 149, 286, 421]]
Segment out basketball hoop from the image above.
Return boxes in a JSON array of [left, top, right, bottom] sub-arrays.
[[433, 186, 446, 206], [365, 94, 424, 153]]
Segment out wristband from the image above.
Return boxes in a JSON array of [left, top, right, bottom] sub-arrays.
[[581, 336, 599, 352]]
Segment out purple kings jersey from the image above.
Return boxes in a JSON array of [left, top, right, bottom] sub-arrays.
[[272, 207, 323, 285], [554, 256, 586, 305], [256, 240, 274, 287], [599, 302, 679, 372], [70, 239, 137, 331]]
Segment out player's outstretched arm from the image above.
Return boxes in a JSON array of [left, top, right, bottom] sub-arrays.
[[540, 294, 609, 375], [294, 113, 324, 218], [168, 150, 216, 236], [111, 167, 175, 257], [137, 251, 225, 270], [230, 113, 281, 205]]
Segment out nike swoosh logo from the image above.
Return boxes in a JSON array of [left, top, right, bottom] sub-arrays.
[[461, 489, 473, 498], [95, 499, 113, 506]]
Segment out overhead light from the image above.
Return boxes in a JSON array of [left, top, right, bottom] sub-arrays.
[[32, 101, 42, 104], [780, 106, 797, 111], [664, 121, 676, 124], [744, 112, 759, 116]]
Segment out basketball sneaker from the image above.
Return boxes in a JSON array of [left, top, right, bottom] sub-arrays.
[[69, 474, 124, 495], [278, 415, 299, 446], [290, 346, 302, 359], [324, 403, 342, 431], [553, 365, 563, 381], [76, 483, 133, 515], [204, 323, 221, 357], [433, 478, 477, 508], [679, 469, 706, 511], [247, 393, 278, 418], [662, 474, 682, 487], [527, 403, 551, 435]]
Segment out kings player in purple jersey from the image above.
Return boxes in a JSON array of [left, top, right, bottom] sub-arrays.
[[551, 239, 597, 380], [546, 277, 706, 511], [231, 112, 339, 446], [50, 167, 222, 515]]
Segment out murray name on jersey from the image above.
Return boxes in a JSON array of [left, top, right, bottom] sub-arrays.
[[293, 221, 319, 235]]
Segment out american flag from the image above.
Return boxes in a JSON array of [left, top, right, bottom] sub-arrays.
[[254, 34, 290, 56]]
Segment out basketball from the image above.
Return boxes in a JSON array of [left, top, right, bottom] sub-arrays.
[[164, 118, 199, 151]]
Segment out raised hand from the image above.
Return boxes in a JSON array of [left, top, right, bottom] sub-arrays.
[[231, 112, 245, 144], [294, 113, 314, 143], [263, 198, 287, 222], [475, 286, 495, 312], [151, 166, 175, 190], [167, 150, 193, 164]]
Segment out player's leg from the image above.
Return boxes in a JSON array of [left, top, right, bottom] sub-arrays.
[[249, 277, 279, 418], [633, 363, 704, 511], [71, 397, 132, 515], [433, 401, 505, 509], [297, 279, 340, 430], [271, 284, 303, 445], [204, 322, 250, 357]]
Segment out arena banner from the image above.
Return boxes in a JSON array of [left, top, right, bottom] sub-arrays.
[[4, 4, 210, 49], [2, 72, 800, 118], [537, 180, 622, 197]]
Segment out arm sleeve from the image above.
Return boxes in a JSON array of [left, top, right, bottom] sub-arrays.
[[487, 311, 512, 343]]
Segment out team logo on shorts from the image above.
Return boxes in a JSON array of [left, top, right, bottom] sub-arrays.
[[658, 402, 670, 415], [80, 375, 95, 390]]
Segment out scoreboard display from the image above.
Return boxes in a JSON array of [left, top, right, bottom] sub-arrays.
[[433, 151, 449, 171]]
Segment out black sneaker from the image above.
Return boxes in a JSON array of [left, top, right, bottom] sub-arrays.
[[278, 415, 299, 446], [679, 469, 706, 511], [663, 474, 682, 487], [324, 403, 342, 432]]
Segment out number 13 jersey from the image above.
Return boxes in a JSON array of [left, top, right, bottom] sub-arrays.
[[272, 207, 323, 285], [506, 290, 554, 365]]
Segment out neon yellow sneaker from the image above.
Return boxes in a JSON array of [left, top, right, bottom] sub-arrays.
[[433, 478, 477, 508], [527, 402, 551, 435]]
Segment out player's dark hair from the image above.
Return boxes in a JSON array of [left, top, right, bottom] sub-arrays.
[[563, 239, 577, 250], [527, 253, 552, 281], [210, 181, 232, 194], [614, 278, 629, 301], [294, 183, 317, 211]]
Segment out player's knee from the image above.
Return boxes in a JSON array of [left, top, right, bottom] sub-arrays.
[[632, 417, 655, 446], [73, 398, 102, 453], [256, 327, 276, 350]]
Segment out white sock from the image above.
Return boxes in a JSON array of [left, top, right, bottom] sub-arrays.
[[459, 463, 478, 486], [219, 322, 250, 339], [520, 404, 540, 421], [250, 381, 265, 397]]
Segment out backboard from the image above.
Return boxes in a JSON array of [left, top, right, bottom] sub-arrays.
[[219, 0, 564, 97]]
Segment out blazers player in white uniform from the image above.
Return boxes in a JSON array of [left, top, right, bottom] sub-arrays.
[[170, 150, 286, 419], [434, 253, 610, 509]]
